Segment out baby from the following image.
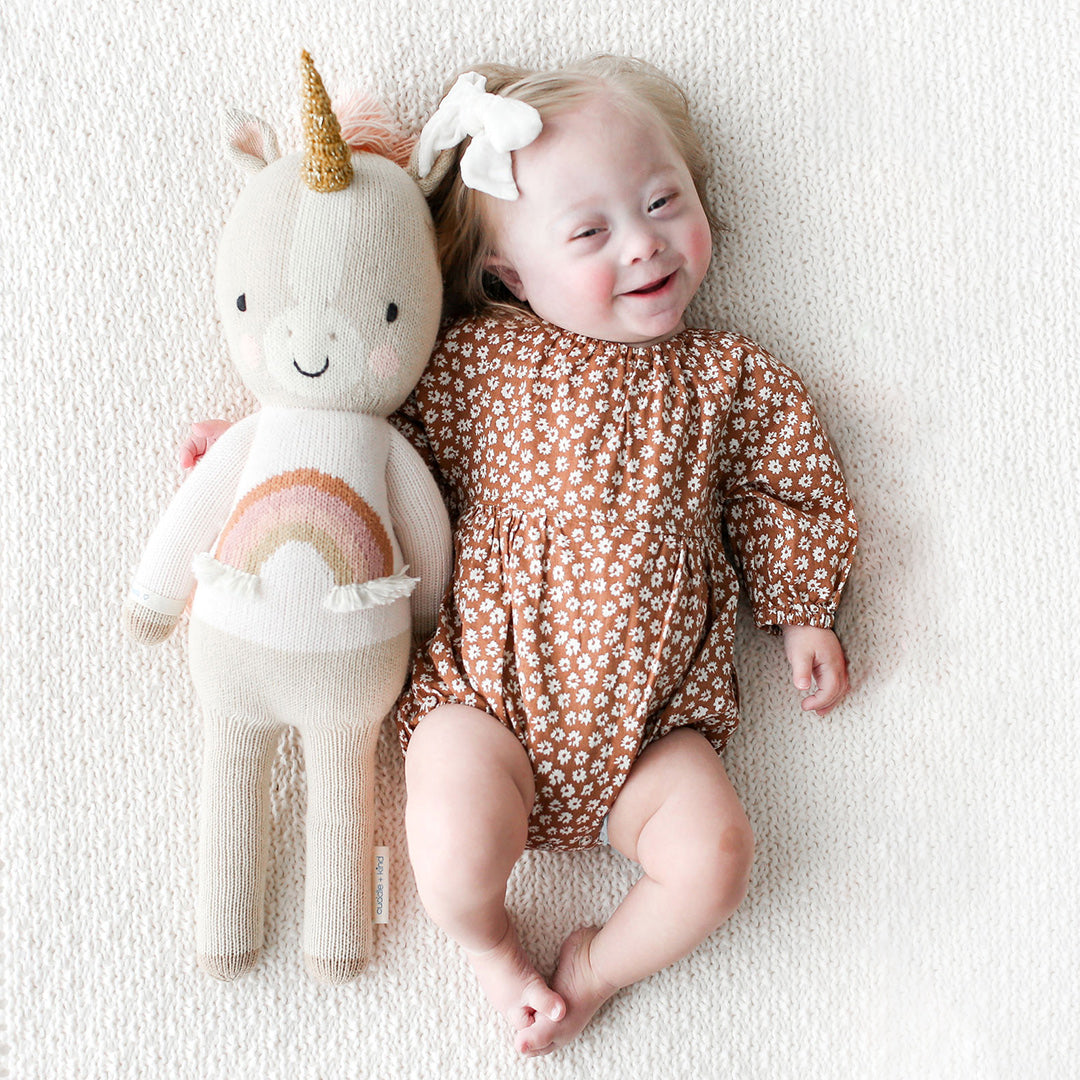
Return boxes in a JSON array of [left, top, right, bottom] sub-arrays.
[[183, 56, 858, 1056]]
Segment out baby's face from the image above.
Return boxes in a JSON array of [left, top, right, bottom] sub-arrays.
[[484, 94, 712, 345]]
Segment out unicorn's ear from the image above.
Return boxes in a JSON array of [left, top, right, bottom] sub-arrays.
[[222, 108, 281, 173], [406, 141, 456, 198]]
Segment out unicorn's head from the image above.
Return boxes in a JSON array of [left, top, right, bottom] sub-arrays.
[[214, 53, 443, 417]]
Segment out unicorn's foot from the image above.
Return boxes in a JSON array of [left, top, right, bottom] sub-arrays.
[[305, 953, 368, 983], [197, 949, 260, 981], [465, 919, 566, 1035]]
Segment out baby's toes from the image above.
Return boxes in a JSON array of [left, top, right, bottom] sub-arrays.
[[524, 980, 566, 1023], [506, 1004, 536, 1031], [515, 1017, 557, 1057]]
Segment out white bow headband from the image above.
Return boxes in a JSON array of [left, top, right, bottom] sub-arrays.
[[417, 72, 543, 200]]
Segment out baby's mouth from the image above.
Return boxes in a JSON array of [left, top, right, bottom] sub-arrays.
[[625, 272, 675, 296]]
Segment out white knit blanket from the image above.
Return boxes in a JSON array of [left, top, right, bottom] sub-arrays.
[[3, 1, 1076, 1077]]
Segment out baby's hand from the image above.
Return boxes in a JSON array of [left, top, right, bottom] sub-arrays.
[[179, 419, 232, 469], [781, 625, 850, 716]]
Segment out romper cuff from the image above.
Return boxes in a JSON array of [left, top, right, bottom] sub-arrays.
[[754, 601, 837, 634]]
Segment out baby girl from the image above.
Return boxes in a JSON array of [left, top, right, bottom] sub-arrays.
[[183, 56, 857, 1056]]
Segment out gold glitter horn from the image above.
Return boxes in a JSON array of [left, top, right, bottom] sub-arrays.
[[299, 50, 353, 192]]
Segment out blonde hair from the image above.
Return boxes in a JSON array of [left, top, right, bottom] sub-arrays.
[[426, 55, 714, 319]]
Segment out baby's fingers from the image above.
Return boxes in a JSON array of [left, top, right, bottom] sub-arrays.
[[178, 431, 208, 470], [800, 662, 849, 716], [790, 652, 815, 695], [178, 419, 230, 469]]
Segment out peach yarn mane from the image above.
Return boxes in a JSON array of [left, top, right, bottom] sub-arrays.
[[333, 91, 417, 168]]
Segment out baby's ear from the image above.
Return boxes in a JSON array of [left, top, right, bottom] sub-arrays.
[[484, 255, 526, 301], [222, 109, 281, 173]]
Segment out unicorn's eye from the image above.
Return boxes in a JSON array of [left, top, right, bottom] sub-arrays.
[[386, 303, 399, 323], [236, 294, 247, 312]]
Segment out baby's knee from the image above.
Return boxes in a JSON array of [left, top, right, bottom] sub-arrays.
[[408, 831, 493, 916], [684, 818, 755, 924], [406, 811, 528, 935], [717, 819, 755, 893]]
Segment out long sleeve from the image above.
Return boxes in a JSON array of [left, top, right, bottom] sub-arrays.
[[719, 340, 858, 630]]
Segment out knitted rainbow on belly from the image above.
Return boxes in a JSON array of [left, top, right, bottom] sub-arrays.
[[193, 468, 417, 611]]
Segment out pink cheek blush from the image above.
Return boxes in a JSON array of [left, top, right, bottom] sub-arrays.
[[237, 333, 263, 373], [369, 345, 399, 379], [688, 217, 714, 274]]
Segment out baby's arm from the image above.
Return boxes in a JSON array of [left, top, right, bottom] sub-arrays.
[[720, 340, 859, 631], [782, 624, 849, 716], [179, 419, 233, 469], [718, 340, 858, 715]]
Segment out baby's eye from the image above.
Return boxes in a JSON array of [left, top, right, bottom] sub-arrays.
[[571, 227, 604, 241], [648, 195, 675, 213], [236, 294, 247, 312]]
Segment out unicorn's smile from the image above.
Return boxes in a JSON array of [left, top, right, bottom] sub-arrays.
[[293, 356, 330, 377]]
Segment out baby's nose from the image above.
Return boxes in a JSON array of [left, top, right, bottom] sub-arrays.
[[623, 224, 666, 263]]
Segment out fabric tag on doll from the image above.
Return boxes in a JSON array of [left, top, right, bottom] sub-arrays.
[[373, 846, 389, 924]]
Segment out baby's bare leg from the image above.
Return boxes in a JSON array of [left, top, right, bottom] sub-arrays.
[[405, 705, 565, 1031], [520, 728, 753, 1056]]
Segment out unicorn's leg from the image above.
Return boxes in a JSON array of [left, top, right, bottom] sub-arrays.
[[297, 631, 408, 983], [196, 710, 279, 980], [188, 618, 280, 981], [301, 720, 382, 983]]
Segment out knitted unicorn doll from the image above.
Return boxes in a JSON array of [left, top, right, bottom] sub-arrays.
[[123, 53, 452, 983]]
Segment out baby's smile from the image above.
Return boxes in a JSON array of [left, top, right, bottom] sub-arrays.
[[622, 271, 676, 296]]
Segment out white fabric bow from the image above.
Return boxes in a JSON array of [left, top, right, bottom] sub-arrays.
[[417, 72, 543, 200]]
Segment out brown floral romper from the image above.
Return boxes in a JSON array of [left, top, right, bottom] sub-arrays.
[[391, 311, 857, 851]]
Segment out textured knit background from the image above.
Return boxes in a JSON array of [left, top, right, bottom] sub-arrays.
[[2, 1, 1077, 1078]]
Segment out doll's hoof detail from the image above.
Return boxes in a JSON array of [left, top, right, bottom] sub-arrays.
[[198, 949, 260, 981], [305, 953, 368, 983], [122, 598, 178, 645]]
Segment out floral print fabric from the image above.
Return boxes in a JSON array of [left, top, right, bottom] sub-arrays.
[[391, 311, 857, 850]]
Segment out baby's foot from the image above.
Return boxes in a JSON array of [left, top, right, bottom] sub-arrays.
[[465, 918, 566, 1034], [515, 926, 618, 1057]]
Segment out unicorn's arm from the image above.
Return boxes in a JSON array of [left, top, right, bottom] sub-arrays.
[[124, 416, 258, 644], [385, 427, 452, 642]]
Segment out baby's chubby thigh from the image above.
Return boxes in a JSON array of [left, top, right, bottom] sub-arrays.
[[403, 705, 535, 947]]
